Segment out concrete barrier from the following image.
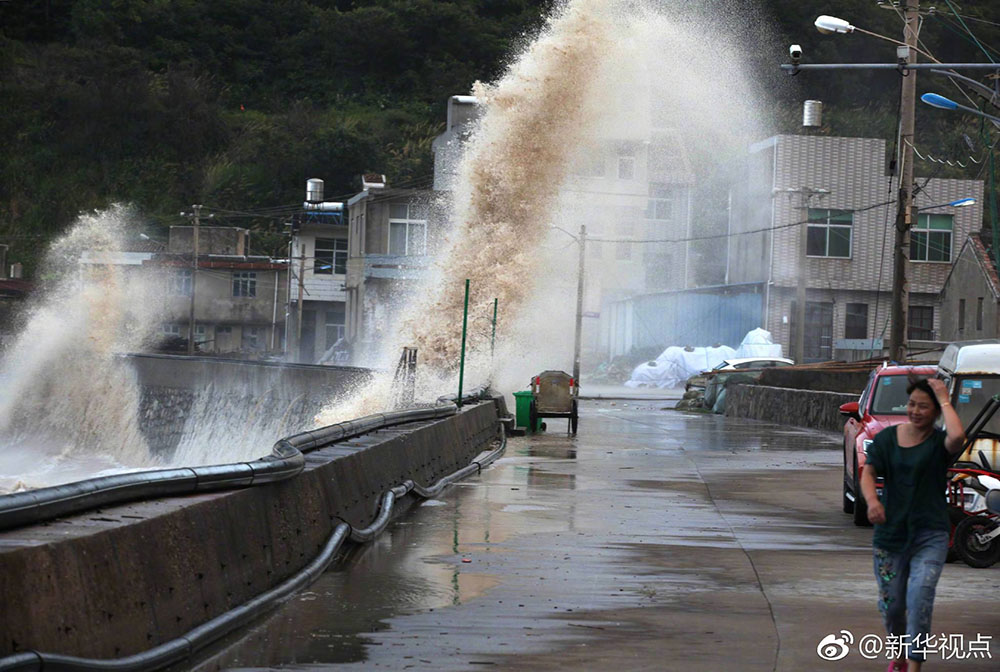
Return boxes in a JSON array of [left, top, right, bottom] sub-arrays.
[[724, 383, 857, 433], [0, 400, 501, 660], [127, 354, 372, 456]]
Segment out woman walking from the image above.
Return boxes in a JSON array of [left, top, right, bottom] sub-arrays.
[[860, 377, 966, 672]]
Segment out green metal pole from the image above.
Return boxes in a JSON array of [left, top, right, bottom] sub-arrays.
[[457, 279, 470, 407], [490, 298, 498, 359]]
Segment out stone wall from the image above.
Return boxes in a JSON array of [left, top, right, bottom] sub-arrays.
[[725, 383, 857, 433]]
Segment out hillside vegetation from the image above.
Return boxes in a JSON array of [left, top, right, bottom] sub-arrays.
[[2, 0, 999, 270]]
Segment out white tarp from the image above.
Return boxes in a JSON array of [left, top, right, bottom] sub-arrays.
[[624, 344, 736, 389], [735, 328, 783, 358]]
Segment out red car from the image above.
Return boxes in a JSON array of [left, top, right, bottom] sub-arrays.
[[839, 364, 938, 526]]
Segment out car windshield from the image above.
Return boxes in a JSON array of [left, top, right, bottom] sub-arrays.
[[953, 375, 1000, 437], [870, 375, 914, 415]]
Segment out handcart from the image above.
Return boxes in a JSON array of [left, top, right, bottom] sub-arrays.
[[528, 370, 579, 435]]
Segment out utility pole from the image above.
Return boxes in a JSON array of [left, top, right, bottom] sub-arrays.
[[572, 225, 586, 392], [187, 204, 201, 356], [296, 239, 306, 363], [794, 209, 807, 365], [889, 0, 920, 363]]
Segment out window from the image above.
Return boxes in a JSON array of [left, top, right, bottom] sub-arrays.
[[232, 271, 257, 298], [647, 185, 673, 221], [169, 269, 192, 296], [387, 203, 428, 256], [806, 209, 853, 258], [326, 306, 346, 345], [959, 298, 966, 331], [617, 143, 636, 180], [977, 297, 984, 331], [908, 305, 934, 340], [845, 303, 868, 339], [160, 323, 181, 337], [245, 326, 263, 350], [314, 238, 348, 275], [910, 213, 952, 262]]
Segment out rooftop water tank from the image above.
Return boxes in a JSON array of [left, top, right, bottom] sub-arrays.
[[306, 178, 325, 203], [803, 100, 823, 128]]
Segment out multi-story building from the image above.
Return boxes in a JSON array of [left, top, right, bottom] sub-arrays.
[[344, 184, 436, 365], [287, 181, 349, 364], [159, 226, 288, 356], [728, 134, 984, 361]]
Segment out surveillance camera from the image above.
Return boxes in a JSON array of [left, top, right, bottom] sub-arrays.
[[789, 44, 803, 64]]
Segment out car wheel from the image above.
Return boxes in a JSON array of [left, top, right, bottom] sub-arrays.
[[852, 454, 870, 527], [954, 515, 1000, 568], [843, 444, 855, 514]]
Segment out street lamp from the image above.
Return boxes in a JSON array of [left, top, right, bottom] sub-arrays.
[[917, 197, 977, 210], [921, 93, 1000, 125]]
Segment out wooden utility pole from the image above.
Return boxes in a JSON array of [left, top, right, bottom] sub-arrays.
[[187, 204, 201, 356], [889, 0, 920, 363], [296, 241, 306, 362]]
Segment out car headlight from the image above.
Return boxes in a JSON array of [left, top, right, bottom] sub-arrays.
[[862, 439, 874, 459]]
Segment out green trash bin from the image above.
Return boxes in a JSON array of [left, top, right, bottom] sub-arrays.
[[512, 390, 540, 431]]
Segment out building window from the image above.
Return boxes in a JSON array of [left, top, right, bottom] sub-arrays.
[[315, 238, 348, 275], [977, 297, 984, 331], [845, 303, 868, 339], [161, 323, 181, 337], [388, 203, 428, 256], [647, 184, 673, 221], [245, 326, 263, 350], [959, 298, 966, 331], [910, 213, 952, 262], [232, 271, 257, 298], [908, 305, 934, 340], [326, 306, 346, 345], [617, 153, 635, 181], [806, 209, 853, 258], [169, 269, 192, 296]]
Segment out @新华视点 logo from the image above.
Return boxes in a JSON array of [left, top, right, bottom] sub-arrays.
[[817, 630, 854, 661]]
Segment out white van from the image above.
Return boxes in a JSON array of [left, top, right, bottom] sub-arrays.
[[937, 340, 1000, 467]]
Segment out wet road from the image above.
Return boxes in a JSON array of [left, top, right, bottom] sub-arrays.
[[189, 401, 1000, 671]]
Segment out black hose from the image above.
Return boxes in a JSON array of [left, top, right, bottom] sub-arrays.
[[0, 403, 460, 531], [0, 428, 507, 672]]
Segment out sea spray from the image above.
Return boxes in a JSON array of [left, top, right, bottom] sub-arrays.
[[0, 206, 164, 486], [316, 0, 624, 423]]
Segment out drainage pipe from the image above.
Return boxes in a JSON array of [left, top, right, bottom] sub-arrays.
[[0, 427, 506, 672]]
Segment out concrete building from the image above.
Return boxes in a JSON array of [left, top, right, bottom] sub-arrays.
[[159, 226, 289, 356], [287, 196, 349, 364], [939, 233, 1000, 341], [344, 186, 436, 364], [727, 134, 984, 362]]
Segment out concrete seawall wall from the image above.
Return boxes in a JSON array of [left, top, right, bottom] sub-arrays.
[[724, 383, 857, 433], [128, 354, 372, 456], [0, 400, 500, 659]]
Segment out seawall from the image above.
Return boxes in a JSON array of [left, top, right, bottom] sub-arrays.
[[724, 383, 856, 433], [0, 399, 501, 659]]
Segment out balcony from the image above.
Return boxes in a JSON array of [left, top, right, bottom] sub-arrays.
[[363, 254, 431, 280]]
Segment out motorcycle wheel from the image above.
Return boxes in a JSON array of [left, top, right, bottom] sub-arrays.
[[953, 515, 1000, 569]]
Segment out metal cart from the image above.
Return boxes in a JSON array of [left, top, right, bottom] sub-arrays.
[[529, 370, 579, 435]]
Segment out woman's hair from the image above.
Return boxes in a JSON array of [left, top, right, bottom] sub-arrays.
[[906, 375, 941, 413]]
